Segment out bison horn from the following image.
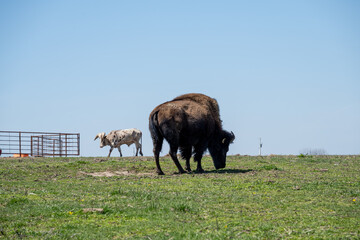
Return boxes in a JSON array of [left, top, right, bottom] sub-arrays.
[[222, 138, 226, 144]]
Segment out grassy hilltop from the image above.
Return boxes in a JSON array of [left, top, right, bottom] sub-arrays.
[[0, 155, 359, 239]]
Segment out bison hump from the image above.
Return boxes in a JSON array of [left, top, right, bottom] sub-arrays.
[[173, 93, 221, 128]]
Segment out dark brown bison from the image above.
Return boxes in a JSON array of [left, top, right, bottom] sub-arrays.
[[149, 93, 235, 175]]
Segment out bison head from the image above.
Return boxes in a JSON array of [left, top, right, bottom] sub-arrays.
[[94, 132, 107, 148], [209, 130, 235, 169]]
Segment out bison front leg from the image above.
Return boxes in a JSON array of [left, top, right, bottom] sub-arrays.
[[185, 158, 191, 172], [193, 146, 205, 173], [194, 156, 204, 173]]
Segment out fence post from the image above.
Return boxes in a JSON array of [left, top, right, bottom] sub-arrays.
[[41, 135, 44, 157], [77, 134, 80, 156], [59, 134, 62, 157], [37, 137, 40, 156], [65, 134, 68, 157], [19, 132, 22, 156]]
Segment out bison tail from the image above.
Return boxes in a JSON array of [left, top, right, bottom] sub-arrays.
[[149, 111, 162, 143]]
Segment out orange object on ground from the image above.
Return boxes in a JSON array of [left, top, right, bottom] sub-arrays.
[[13, 154, 29, 157]]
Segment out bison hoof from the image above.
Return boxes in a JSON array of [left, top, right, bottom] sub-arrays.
[[157, 171, 165, 175]]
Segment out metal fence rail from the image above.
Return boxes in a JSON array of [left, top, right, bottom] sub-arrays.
[[0, 131, 80, 157]]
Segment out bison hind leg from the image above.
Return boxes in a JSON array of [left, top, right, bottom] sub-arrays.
[[169, 145, 186, 174], [152, 134, 165, 175]]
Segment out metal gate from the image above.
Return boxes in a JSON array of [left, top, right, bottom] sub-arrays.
[[0, 131, 80, 157]]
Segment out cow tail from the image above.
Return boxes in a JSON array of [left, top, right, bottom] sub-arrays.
[[140, 131, 143, 152], [149, 111, 162, 143]]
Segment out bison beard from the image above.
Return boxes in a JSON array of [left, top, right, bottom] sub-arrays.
[[149, 93, 234, 175]]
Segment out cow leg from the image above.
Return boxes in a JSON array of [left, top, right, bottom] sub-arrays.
[[153, 136, 164, 175], [135, 142, 142, 156], [139, 142, 143, 156], [135, 144, 139, 156], [117, 146, 122, 157], [169, 145, 186, 174], [108, 147, 114, 157]]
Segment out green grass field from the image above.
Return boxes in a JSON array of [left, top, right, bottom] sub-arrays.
[[1, 155, 359, 239]]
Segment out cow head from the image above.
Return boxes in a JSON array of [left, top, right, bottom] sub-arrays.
[[94, 132, 107, 148], [209, 130, 235, 169]]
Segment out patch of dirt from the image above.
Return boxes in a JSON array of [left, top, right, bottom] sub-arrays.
[[315, 168, 329, 172], [94, 158, 107, 163], [79, 170, 154, 177], [83, 208, 104, 213]]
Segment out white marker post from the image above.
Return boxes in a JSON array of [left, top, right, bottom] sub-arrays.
[[259, 138, 263, 156]]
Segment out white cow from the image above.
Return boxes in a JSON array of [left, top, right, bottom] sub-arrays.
[[94, 128, 143, 157]]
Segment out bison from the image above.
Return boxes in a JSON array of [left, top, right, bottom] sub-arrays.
[[149, 93, 235, 175]]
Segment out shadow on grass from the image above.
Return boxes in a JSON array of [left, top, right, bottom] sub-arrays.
[[193, 168, 253, 174]]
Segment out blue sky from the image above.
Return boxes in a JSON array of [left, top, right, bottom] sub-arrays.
[[1, 0, 359, 156]]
